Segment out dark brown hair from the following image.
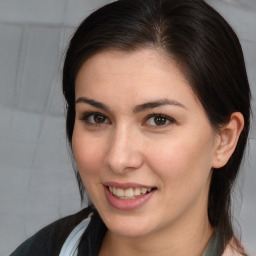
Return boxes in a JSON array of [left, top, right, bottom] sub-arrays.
[[62, 0, 251, 254]]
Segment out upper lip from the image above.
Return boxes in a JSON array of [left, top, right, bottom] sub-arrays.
[[104, 181, 156, 190]]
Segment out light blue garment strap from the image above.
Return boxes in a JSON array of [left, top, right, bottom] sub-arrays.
[[59, 213, 93, 256], [202, 230, 223, 256]]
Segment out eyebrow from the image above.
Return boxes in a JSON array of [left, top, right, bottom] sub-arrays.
[[75, 97, 109, 111], [75, 97, 186, 112], [133, 99, 186, 113]]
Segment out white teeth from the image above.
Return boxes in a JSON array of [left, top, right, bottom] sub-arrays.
[[124, 188, 134, 197], [108, 186, 153, 199], [141, 188, 147, 194], [134, 187, 141, 196], [116, 188, 124, 197]]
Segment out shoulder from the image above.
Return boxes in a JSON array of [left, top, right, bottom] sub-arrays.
[[10, 207, 93, 256], [222, 240, 247, 256], [222, 246, 243, 256]]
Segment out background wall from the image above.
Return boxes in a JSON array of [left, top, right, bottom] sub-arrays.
[[0, 0, 255, 255]]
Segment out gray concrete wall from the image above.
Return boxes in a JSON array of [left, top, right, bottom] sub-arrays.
[[0, 0, 255, 255]]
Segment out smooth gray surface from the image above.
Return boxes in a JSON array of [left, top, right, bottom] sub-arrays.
[[0, 0, 255, 255]]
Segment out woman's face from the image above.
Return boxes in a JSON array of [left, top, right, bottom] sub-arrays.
[[72, 49, 220, 238]]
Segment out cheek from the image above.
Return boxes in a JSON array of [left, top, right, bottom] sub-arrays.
[[72, 129, 105, 177], [72, 132, 108, 205], [147, 137, 214, 221], [147, 133, 215, 191]]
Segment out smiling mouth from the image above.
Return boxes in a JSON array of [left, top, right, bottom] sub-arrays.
[[107, 186, 157, 200]]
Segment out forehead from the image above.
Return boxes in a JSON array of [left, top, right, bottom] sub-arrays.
[[75, 48, 199, 108], [78, 49, 174, 74]]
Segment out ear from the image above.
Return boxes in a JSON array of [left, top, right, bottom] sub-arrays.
[[212, 112, 244, 169]]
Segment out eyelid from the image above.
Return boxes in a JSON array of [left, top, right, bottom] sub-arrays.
[[78, 111, 175, 128], [79, 111, 111, 126], [143, 113, 176, 127]]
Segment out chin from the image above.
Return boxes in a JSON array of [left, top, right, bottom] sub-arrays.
[[110, 224, 151, 238], [101, 211, 157, 238]]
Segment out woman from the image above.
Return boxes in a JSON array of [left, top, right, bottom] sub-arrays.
[[11, 0, 251, 255]]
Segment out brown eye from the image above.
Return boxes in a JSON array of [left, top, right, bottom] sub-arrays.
[[154, 116, 167, 125], [144, 114, 175, 127], [94, 114, 106, 123], [80, 112, 110, 126]]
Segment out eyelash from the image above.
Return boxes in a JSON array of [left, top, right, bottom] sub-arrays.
[[143, 113, 176, 128], [79, 112, 176, 128], [79, 112, 110, 126]]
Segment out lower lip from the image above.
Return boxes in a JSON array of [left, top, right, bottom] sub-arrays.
[[104, 186, 155, 211]]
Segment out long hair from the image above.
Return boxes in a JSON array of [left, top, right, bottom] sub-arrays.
[[62, 0, 251, 254]]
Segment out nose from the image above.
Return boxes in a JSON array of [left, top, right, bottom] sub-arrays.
[[104, 126, 144, 174]]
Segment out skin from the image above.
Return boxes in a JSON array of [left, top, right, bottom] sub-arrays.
[[72, 48, 244, 256]]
